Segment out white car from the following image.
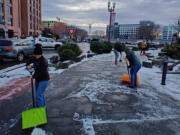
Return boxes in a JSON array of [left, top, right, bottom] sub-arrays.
[[35, 37, 63, 50]]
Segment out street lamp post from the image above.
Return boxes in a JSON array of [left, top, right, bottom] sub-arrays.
[[108, 1, 116, 42]]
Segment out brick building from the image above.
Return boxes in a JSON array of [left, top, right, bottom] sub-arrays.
[[0, 0, 41, 38], [21, 0, 41, 37], [0, 0, 21, 38]]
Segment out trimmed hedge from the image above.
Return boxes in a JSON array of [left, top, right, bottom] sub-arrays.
[[103, 41, 113, 53], [59, 49, 76, 61], [161, 43, 180, 59], [58, 43, 81, 61], [90, 41, 112, 54]]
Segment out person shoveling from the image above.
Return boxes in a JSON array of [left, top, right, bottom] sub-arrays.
[[22, 46, 50, 130], [122, 48, 141, 89]]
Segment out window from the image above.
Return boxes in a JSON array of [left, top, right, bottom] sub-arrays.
[[7, 18, 12, 26], [7, 6, 12, 15], [7, 0, 11, 4], [48, 39, 54, 42], [39, 38, 47, 42], [0, 3, 3, 13], [0, 16, 3, 24]]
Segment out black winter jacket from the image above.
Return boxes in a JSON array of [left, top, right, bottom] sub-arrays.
[[26, 56, 50, 82]]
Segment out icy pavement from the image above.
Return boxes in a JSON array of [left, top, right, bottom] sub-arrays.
[[43, 51, 180, 135], [2, 50, 180, 135]]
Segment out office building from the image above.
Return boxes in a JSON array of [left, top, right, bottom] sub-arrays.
[[107, 23, 139, 39], [163, 25, 178, 40]]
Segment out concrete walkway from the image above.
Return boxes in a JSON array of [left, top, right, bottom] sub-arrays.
[[9, 52, 180, 135]]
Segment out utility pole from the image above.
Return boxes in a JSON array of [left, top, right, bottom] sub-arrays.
[[108, 1, 116, 42]]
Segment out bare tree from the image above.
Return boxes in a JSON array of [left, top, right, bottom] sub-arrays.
[[51, 23, 69, 39], [74, 28, 88, 42], [138, 23, 160, 41]]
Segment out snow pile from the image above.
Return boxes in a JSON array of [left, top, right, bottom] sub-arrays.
[[173, 64, 180, 72], [82, 119, 95, 135], [31, 128, 46, 135]]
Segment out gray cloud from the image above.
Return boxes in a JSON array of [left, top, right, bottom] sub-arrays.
[[42, 0, 180, 31]]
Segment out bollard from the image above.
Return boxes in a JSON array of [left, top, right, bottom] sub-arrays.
[[161, 61, 168, 85]]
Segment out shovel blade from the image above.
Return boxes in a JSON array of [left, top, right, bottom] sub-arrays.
[[22, 107, 47, 130], [121, 74, 140, 84]]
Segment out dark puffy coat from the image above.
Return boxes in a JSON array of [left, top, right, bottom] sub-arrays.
[[26, 56, 50, 82]]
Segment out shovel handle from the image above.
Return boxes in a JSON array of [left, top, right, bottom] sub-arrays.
[[31, 78, 36, 108], [126, 62, 130, 77], [27, 68, 36, 108]]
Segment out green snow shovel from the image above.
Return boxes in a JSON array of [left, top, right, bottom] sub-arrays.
[[22, 69, 47, 130]]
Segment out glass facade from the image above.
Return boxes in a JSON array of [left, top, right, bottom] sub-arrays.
[[163, 26, 178, 40]]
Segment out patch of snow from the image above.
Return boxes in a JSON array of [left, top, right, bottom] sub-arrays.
[[48, 67, 65, 74], [0, 67, 29, 87], [66, 76, 134, 105], [139, 66, 180, 101], [31, 128, 46, 135], [173, 64, 180, 72], [0, 63, 25, 74]]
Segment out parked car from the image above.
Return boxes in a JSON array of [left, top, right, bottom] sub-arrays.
[[35, 37, 63, 50], [57, 38, 71, 44], [0, 39, 35, 62]]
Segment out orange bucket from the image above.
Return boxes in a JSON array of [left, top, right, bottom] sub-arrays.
[[121, 74, 140, 85]]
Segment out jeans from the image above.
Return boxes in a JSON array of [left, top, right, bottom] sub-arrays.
[[114, 50, 122, 62], [35, 80, 49, 107], [130, 64, 141, 87], [114, 50, 119, 61]]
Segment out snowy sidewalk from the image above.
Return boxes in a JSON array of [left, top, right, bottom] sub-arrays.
[[5, 51, 180, 135], [42, 52, 180, 134]]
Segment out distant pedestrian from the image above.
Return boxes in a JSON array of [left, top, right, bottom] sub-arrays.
[[140, 41, 147, 55], [125, 49, 141, 88], [26, 46, 50, 107], [114, 43, 123, 64], [114, 49, 119, 65]]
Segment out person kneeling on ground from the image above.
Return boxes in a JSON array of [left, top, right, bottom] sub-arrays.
[[26, 46, 50, 107], [125, 49, 141, 88]]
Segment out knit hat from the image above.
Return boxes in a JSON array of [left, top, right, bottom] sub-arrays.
[[34, 46, 43, 55]]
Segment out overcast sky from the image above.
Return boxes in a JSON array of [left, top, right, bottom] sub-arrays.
[[42, 0, 180, 32]]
